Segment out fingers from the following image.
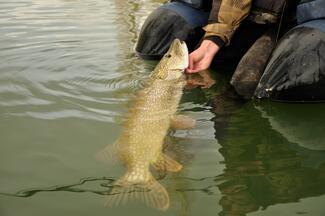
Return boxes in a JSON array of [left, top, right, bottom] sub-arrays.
[[187, 54, 194, 73], [187, 52, 215, 73], [186, 67, 199, 73], [186, 58, 206, 73], [187, 62, 210, 73], [186, 62, 202, 73], [186, 48, 210, 73], [186, 52, 202, 73], [186, 40, 220, 74], [186, 65, 200, 73]]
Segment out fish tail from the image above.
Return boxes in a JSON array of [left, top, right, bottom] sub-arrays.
[[103, 172, 169, 211]]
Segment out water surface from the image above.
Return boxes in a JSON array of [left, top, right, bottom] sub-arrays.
[[1, 1, 325, 215]]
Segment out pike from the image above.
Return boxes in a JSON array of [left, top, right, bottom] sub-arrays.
[[97, 39, 195, 210]]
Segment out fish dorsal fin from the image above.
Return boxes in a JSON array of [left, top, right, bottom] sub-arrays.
[[170, 115, 196, 130], [95, 142, 120, 164], [103, 174, 169, 211], [152, 153, 182, 172]]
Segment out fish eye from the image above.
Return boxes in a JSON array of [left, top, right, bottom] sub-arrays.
[[165, 54, 172, 58]]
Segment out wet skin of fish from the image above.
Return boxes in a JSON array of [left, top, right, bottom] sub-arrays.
[[97, 39, 194, 210]]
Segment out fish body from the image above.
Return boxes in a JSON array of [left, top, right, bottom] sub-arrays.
[[118, 76, 185, 174], [98, 39, 191, 210]]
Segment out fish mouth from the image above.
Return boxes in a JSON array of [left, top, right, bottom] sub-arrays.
[[171, 39, 188, 70], [180, 40, 189, 69]]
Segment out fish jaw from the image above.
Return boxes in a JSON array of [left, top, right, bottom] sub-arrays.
[[152, 39, 189, 80], [169, 39, 189, 70]]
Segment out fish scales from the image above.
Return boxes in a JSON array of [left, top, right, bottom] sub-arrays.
[[97, 39, 191, 211], [119, 78, 184, 168]]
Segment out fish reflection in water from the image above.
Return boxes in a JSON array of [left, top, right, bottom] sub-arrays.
[[96, 39, 195, 211], [209, 94, 325, 216]]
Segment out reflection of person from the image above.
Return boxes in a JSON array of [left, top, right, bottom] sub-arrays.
[[186, 0, 252, 73], [210, 98, 325, 216], [185, 70, 216, 89]]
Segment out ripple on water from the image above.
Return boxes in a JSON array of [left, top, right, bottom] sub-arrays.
[[0, 0, 154, 122]]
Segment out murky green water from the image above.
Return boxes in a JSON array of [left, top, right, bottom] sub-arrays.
[[1, 1, 325, 215]]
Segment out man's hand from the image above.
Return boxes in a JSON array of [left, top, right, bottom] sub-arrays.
[[186, 40, 220, 73]]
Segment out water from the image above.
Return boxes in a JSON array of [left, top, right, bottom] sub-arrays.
[[0, 1, 324, 215]]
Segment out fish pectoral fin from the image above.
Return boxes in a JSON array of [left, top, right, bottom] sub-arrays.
[[104, 175, 169, 211], [152, 153, 182, 172], [170, 115, 196, 130]]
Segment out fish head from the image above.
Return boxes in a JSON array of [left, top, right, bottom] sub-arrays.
[[152, 39, 188, 80]]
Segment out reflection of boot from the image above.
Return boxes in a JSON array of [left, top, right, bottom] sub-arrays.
[[209, 87, 245, 116], [230, 28, 277, 99], [218, 179, 259, 216], [209, 88, 246, 140]]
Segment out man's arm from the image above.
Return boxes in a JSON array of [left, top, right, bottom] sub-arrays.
[[186, 0, 253, 73]]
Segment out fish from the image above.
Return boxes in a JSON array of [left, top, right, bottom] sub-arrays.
[[97, 39, 195, 210]]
